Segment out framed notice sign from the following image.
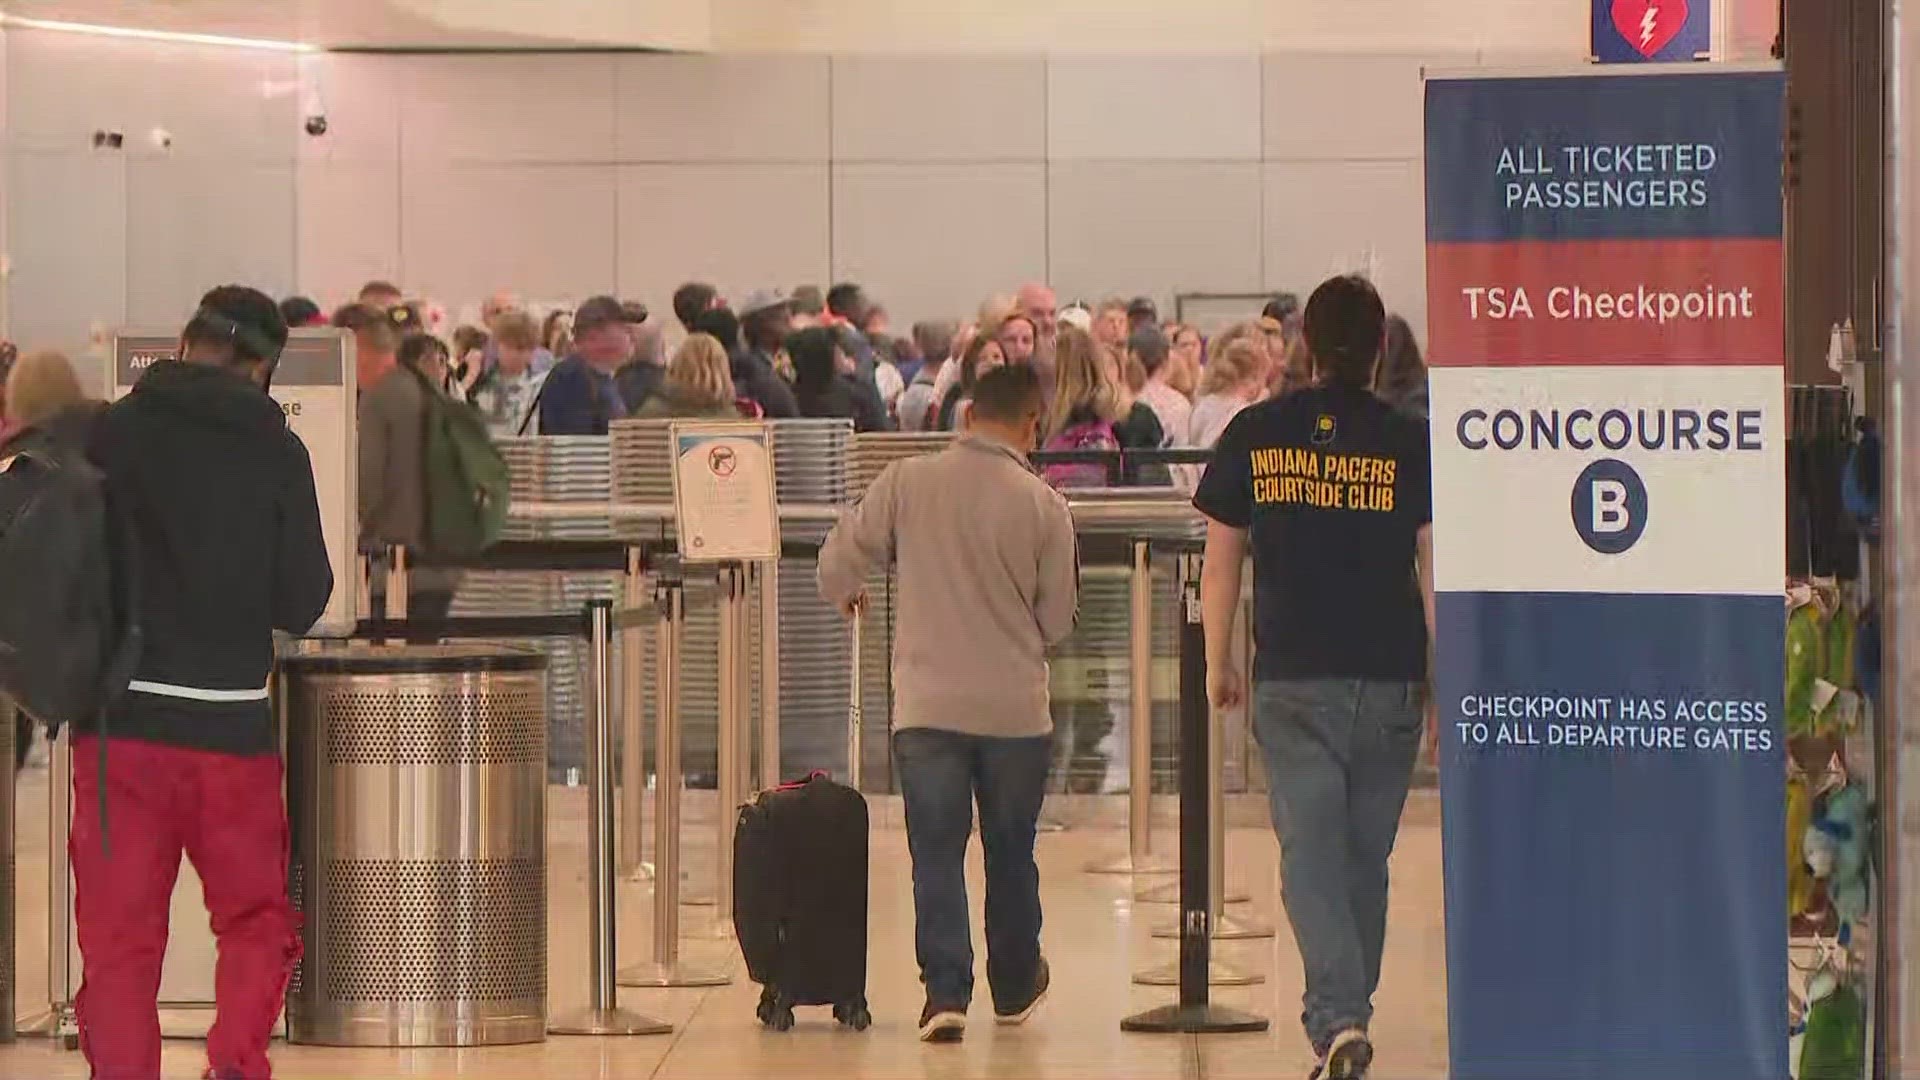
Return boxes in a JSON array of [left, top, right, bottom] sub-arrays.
[[109, 328, 359, 637], [669, 420, 779, 563]]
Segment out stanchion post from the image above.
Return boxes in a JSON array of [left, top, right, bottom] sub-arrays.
[[620, 575, 727, 988], [620, 546, 648, 878], [1088, 538, 1172, 875], [17, 728, 77, 1044], [550, 600, 675, 1035], [1150, 649, 1271, 940], [1122, 552, 1268, 1034], [716, 563, 743, 924], [847, 597, 864, 791], [758, 561, 782, 792]]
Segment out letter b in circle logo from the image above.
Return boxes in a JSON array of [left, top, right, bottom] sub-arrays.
[[1570, 458, 1648, 554]]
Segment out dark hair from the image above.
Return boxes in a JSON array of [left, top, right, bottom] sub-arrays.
[[1128, 325, 1170, 374], [1127, 296, 1158, 325], [452, 324, 489, 358], [969, 363, 1044, 423], [825, 283, 866, 320], [1377, 315, 1426, 397], [1262, 293, 1300, 324], [332, 302, 400, 355], [742, 305, 788, 353], [785, 326, 841, 390], [184, 285, 288, 365], [1303, 275, 1385, 388], [692, 307, 742, 354], [279, 295, 322, 328], [671, 282, 717, 330], [397, 332, 449, 372], [358, 280, 402, 302]]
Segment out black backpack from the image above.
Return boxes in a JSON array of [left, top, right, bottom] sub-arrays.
[[0, 427, 140, 733]]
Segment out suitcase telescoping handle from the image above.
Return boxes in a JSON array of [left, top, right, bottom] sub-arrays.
[[847, 597, 864, 792]]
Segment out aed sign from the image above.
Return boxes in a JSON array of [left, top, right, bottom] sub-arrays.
[[109, 329, 359, 636], [1592, 0, 1710, 64]]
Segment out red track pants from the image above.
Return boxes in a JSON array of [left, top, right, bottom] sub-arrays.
[[70, 736, 301, 1080]]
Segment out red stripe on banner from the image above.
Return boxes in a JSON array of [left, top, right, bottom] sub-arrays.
[[1426, 238, 1783, 367]]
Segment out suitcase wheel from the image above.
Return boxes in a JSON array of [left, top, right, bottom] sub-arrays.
[[833, 1000, 871, 1031], [757, 988, 796, 1032]]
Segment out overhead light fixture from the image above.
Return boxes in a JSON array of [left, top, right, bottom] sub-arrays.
[[0, 14, 317, 53]]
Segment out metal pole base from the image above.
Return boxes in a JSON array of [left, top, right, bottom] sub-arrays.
[[16, 1005, 79, 1049], [1137, 879, 1249, 904], [1152, 911, 1274, 940], [1085, 851, 1177, 875], [1133, 958, 1265, 987], [1121, 1002, 1269, 1034], [618, 961, 731, 988], [548, 1006, 674, 1036]]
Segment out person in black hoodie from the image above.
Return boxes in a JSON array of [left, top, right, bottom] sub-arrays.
[[74, 285, 332, 1080], [789, 325, 891, 432]]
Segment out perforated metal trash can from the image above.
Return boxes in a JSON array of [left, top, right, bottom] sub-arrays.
[[281, 646, 548, 1047]]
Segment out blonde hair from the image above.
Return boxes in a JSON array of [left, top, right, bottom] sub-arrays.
[[1209, 320, 1261, 361], [1199, 339, 1265, 396], [5, 350, 83, 428], [978, 294, 1018, 330], [664, 333, 736, 410], [1047, 326, 1120, 439], [493, 311, 539, 351]]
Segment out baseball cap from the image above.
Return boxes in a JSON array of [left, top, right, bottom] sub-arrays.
[[739, 288, 791, 317], [575, 295, 646, 332]]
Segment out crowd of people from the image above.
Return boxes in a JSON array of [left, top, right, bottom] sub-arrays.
[[269, 274, 1429, 473]]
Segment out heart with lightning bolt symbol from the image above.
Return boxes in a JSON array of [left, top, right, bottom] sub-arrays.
[[1610, 0, 1689, 58]]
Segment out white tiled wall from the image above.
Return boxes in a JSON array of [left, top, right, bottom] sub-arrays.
[[5, 32, 1591, 357], [3, 29, 301, 368]]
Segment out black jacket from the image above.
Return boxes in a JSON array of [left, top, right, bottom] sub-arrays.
[[733, 349, 800, 419], [796, 374, 892, 432], [86, 362, 333, 755]]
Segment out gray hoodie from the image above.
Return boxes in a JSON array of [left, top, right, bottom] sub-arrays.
[[817, 435, 1079, 738]]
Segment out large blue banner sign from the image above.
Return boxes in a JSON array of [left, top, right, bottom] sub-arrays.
[[1425, 68, 1787, 1080]]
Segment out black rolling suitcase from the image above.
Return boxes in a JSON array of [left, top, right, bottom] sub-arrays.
[[733, 771, 871, 1030]]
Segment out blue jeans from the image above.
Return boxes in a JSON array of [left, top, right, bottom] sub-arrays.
[[892, 727, 1053, 1010], [1252, 679, 1422, 1049]]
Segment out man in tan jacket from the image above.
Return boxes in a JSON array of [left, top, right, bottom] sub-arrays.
[[818, 363, 1078, 1044]]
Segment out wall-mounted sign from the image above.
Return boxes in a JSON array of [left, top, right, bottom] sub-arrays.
[[109, 329, 359, 636], [1593, 0, 1710, 63]]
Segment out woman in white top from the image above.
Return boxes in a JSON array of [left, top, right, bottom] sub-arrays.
[[1186, 337, 1270, 449]]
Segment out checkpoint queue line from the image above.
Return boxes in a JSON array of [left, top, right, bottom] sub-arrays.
[[17, 489, 1272, 1046]]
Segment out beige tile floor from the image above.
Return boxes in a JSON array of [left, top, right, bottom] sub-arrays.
[[0, 770, 1448, 1079]]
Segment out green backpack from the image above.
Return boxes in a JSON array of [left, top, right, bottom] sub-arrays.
[[416, 371, 511, 557]]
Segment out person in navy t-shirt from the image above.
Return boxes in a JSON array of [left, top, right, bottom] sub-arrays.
[[1191, 275, 1434, 1080]]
